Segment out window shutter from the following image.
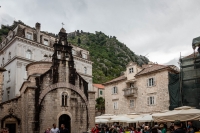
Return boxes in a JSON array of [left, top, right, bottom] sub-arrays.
[[147, 79, 149, 87], [116, 87, 118, 94], [147, 97, 150, 105], [112, 87, 114, 94], [116, 102, 118, 109], [153, 96, 155, 105], [153, 77, 156, 86]]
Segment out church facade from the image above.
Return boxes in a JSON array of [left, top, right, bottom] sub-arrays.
[[0, 22, 95, 133]]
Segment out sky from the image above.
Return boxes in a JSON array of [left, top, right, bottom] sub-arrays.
[[1, 0, 200, 66]]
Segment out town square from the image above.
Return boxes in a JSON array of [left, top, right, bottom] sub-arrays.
[[0, 0, 200, 133]]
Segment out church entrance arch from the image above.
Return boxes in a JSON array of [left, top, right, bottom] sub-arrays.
[[59, 114, 71, 133]]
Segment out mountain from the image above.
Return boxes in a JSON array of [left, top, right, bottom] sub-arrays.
[[0, 21, 149, 83], [67, 30, 149, 83]]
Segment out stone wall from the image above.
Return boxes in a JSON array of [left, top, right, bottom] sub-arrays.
[[0, 97, 22, 132], [135, 70, 170, 113]]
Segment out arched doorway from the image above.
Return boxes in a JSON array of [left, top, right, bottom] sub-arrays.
[[59, 114, 71, 133]]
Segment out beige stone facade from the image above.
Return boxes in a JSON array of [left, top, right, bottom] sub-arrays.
[[104, 62, 179, 115], [93, 84, 105, 99]]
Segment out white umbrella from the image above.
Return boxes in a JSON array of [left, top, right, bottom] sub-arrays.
[[95, 119, 109, 124], [110, 116, 132, 122], [96, 115, 117, 119], [127, 114, 153, 123], [152, 106, 200, 122]]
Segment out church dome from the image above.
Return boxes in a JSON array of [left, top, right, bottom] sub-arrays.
[[26, 57, 52, 76]]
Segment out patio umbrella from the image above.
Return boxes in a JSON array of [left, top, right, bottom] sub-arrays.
[[152, 106, 200, 122], [127, 114, 153, 123], [95, 119, 109, 124], [110, 116, 132, 122], [96, 115, 117, 119]]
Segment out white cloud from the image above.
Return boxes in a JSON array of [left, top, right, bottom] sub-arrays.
[[0, 0, 199, 64]]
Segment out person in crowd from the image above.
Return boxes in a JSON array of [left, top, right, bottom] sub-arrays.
[[109, 125, 118, 133], [154, 125, 162, 133], [91, 124, 100, 133], [100, 127, 107, 133], [50, 123, 59, 133], [44, 127, 51, 133], [137, 128, 141, 133], [160, 124, 167, 133], [187, 121, 197, 133], [131, 127, 135, 133], [173, 120, 185, 133], [120, 126, 124, 133], [152, 127, 158, 133], [124, 127, 130, 133], [60, 124, 68, 133]]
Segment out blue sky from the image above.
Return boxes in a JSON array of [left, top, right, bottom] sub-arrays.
[[1, 0, 200, 66]]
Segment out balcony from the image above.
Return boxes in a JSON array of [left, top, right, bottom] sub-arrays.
[[123, 87, 137, 97]]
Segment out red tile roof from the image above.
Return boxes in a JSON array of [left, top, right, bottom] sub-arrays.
[[136, 64, 172, 76], [93, 84, 105, 89], [103, 75, 127, 85]]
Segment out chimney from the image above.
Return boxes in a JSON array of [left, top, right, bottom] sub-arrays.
[[35, 22, 41, 43]]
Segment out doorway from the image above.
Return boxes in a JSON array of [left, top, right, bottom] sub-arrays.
[[59, 114, 71, 133], [5, 123, 16, 133]]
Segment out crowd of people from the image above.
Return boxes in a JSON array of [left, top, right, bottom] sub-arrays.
[[44, 123, 68, 133], [0, 128, 9, 133], [91, 121, 199, 133]]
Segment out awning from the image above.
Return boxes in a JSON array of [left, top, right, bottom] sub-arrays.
[[152, 106, 200, 122]]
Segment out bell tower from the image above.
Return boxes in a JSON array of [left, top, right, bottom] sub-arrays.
[[52, 28, 76, 84]]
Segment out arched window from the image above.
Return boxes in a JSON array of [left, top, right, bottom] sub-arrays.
[[8, 52, 11, 60], [26, 50, 32, 59], [62, 92, 68, 107], [84, 67, 87, 74]]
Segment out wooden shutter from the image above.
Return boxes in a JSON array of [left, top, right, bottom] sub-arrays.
[[153, 96, 155, 105], [112, 87, 114, 94], [116, 87, 118, 94], [153, 77, 156, 86], [147, 79, 149, 87], [147, 97, 150, 105]]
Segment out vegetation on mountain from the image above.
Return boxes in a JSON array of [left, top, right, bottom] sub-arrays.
[[68, 31, 149, 83], [0, 21, 149, 83]]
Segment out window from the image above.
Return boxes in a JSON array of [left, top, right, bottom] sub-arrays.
[[130, 99, 134, 107], [43, 39, 48, 45], [7, 87, 10, 100], [112, 86, 118, 94], [147, 78, 155, 87], [147, 96, 155, 105], [99, 90, 103, 95], [8, 52, 11, 60], [26, 32, 32, 40], [62, 92, 68, 107], [84, 67, 87, 74], [26, 50, 32, 59], [129, 67, 134, 73], [82, 53, 87, 59], [130, 83, 134, 88], [2, 58, 4, 66], [113, 101, 118, 110], [8, 70, 10, 82]]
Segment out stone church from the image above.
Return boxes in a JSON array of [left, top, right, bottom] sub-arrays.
[[0, 22, 95, 133]]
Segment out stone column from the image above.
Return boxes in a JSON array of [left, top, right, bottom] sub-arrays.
[[87, 91, 95, 131]]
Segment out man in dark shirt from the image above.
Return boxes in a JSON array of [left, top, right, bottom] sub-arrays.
[[60, 124, 68, 133], [173, 120, 185, 133]]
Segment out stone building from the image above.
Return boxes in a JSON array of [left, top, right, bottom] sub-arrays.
[[104, 62, 179, 115], [0, 22, 93, 102], [0, 23, 95, 133], [93, 84, 105, 99]]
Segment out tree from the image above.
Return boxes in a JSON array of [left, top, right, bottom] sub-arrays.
[[95, 97, 105, 114], [78, 38, 81, 44]]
